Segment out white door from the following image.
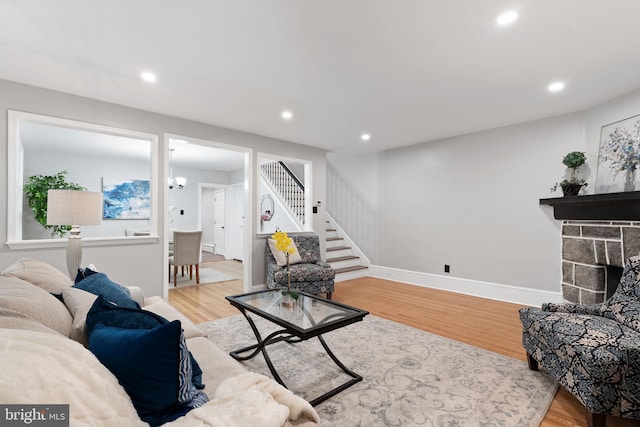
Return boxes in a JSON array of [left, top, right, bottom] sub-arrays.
[[213, 190, 226, 256], [201, 188, 215, 251], [228, 184, 244, 260]]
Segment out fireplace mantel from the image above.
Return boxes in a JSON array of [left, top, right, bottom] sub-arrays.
[[540, 191, 640, 220]]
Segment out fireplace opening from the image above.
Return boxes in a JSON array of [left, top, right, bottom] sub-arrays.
[[606, 265, 623, 301]]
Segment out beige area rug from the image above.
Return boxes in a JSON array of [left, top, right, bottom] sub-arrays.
[[171, 267, 234, 288], [199, 314, 558, 427]]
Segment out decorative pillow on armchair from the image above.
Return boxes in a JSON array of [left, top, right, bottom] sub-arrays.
[[268, 239, 302, 266]]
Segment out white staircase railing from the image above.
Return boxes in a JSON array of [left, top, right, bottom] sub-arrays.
[[260, 161, 305, 225]]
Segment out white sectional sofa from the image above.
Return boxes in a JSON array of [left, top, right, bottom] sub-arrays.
[[0, 258, 319, 427]]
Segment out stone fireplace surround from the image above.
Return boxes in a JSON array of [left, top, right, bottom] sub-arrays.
[[562, 220, 640, 304], [541, 191, 640, 304]]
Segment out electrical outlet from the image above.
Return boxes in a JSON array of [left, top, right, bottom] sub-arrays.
[[444, 264, 450, 273]]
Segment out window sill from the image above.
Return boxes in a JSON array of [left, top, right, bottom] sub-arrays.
[[256, 231, 314, 239], [6, 235, 160, 250]]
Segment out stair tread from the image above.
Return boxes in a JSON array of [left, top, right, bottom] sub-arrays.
[[326, 245, 351, 251], [326, 237, 344, 241], [335, 265, 368, 274], [327, 255, 360, 262]]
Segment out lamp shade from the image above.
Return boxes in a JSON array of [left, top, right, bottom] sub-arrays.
[[46, 190, 103, 226]]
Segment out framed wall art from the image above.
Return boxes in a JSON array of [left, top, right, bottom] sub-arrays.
[[102, 178, 151, 219], [596, 113, 640, 193]]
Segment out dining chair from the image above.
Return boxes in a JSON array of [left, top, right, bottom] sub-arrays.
[[169, 230, 203, 286]]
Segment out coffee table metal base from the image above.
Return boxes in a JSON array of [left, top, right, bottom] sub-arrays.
[[230, 309, 362, 406]]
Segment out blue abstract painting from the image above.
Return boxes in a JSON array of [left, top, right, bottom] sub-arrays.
[[102, 178, 151, 220]]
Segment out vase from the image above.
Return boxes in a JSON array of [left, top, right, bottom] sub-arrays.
[[281, 292, 296, 307], [286, 252, 292, 289], [561, 183, 583, 197], [624, 167, 636, 191]]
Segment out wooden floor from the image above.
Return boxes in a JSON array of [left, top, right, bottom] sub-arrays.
[[168, 259, 244, 323], [169, 275, 639, 427]]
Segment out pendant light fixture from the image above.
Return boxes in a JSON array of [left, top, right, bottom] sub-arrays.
[[168, 148, 187, 190]]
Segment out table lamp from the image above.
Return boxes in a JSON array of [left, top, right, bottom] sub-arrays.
[[47, 189, 103, 278]]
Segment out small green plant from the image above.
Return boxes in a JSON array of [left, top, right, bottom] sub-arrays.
[[23, 171, 85, 238], [550, 151, 588, 193]]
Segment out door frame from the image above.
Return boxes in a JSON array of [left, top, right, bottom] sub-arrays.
[[162, 133, 253, 297], [197, 183, 232, 258]]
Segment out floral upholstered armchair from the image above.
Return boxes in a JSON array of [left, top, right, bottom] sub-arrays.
[[519, 256, 640, 427], [266, 234, 335, 299]]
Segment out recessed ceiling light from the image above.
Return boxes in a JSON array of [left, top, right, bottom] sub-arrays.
[[496, 10, 518, 26], [548, 81, 565, 93], [281, 110, 293, 120], [140, 71, 157, 83], [361, 133, 371, 142]]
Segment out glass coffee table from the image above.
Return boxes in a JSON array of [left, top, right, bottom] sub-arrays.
[[225, 289, 369, 406]]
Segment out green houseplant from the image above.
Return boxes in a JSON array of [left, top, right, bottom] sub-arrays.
[[551, 151, 588, 197], [23, 170, 86, 238]]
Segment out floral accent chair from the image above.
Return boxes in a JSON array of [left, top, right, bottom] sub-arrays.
[[266, 234, 335, 299], [519, 256, 640, 427]]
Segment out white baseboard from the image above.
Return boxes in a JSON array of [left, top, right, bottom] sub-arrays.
[[201, 243, 215, 253], [335, 268, 368, 282], [251, 284, 268, 291], [367, 265, 563, 307]]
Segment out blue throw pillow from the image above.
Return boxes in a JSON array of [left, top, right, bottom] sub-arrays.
[[74, 266, 98, 284], [85, 295, 166, 335], [73, 272, 138, 309], [89, 321, 181, 425], [85, 296, 205, 390]]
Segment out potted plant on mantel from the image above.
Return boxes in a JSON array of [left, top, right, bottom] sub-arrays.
[[551, 151, 588, 197]]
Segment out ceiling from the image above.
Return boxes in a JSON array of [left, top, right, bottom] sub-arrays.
[[2, 1, 640, 153], [20, 121, 246, 171]]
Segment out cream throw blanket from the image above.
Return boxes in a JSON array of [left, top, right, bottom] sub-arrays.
[[0, 329, 319, 427]]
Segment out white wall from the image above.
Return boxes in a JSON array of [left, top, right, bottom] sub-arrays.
[[258, 178, 301, 234], [327, 152, 380, 209], [584, 88, 640, 184], [329, 87, 640, 304], [326, 152, 381, 261], [200, 187, 216, 246], [23, 149, 152, 239], [168, 165, 231, 231], [0, 79, 328, 296], [229, 168, 245, 185], [378, 113, 585, 294]]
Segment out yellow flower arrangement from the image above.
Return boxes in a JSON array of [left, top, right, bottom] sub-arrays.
[[271, 230, 296, 255], [271, 229, 299, 300]]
